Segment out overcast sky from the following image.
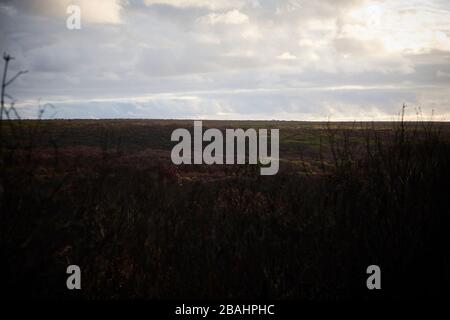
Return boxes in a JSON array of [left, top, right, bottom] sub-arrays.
[[1, 0, 449, 120]]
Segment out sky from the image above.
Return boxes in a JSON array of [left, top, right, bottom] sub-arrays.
[[0, 0, 449, 120]]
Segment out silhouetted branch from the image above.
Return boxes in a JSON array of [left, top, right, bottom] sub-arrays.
[[5, 70, 28, 87], [1, 53, 28, 154]]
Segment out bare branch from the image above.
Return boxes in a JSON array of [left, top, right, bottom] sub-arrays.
[[5, 70, 28, 87], [7, 103, 21, 120], [3, 52, 14, 62]]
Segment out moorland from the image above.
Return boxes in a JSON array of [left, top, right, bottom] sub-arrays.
[[0, 119, 449, 299]]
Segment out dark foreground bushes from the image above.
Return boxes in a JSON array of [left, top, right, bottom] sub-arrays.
[[0, 121, 449, 299]]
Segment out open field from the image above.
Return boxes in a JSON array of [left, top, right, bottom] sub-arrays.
[[0, 120, 449, 299], [4, 120, 450, 178]]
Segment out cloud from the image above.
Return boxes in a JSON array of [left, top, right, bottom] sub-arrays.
[[144, 0, 249, 10], [437, 70, 450, 77], [341, 0, 450, 54], [277, 52, 297, 61], [197, 10, 249, 25], [1, 0, 450, 120], [2, 0, 126, 24]]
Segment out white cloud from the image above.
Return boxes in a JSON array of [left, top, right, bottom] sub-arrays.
[[342, 0, 450, 54], [198, 10, 249, 25], [144, 0, 247, 10], [77, 0, 126, 24], [241, 25, 262, 40], [277, 52, 297, 60]]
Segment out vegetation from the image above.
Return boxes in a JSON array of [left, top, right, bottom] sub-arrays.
[[0, 56, 449, 300]]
